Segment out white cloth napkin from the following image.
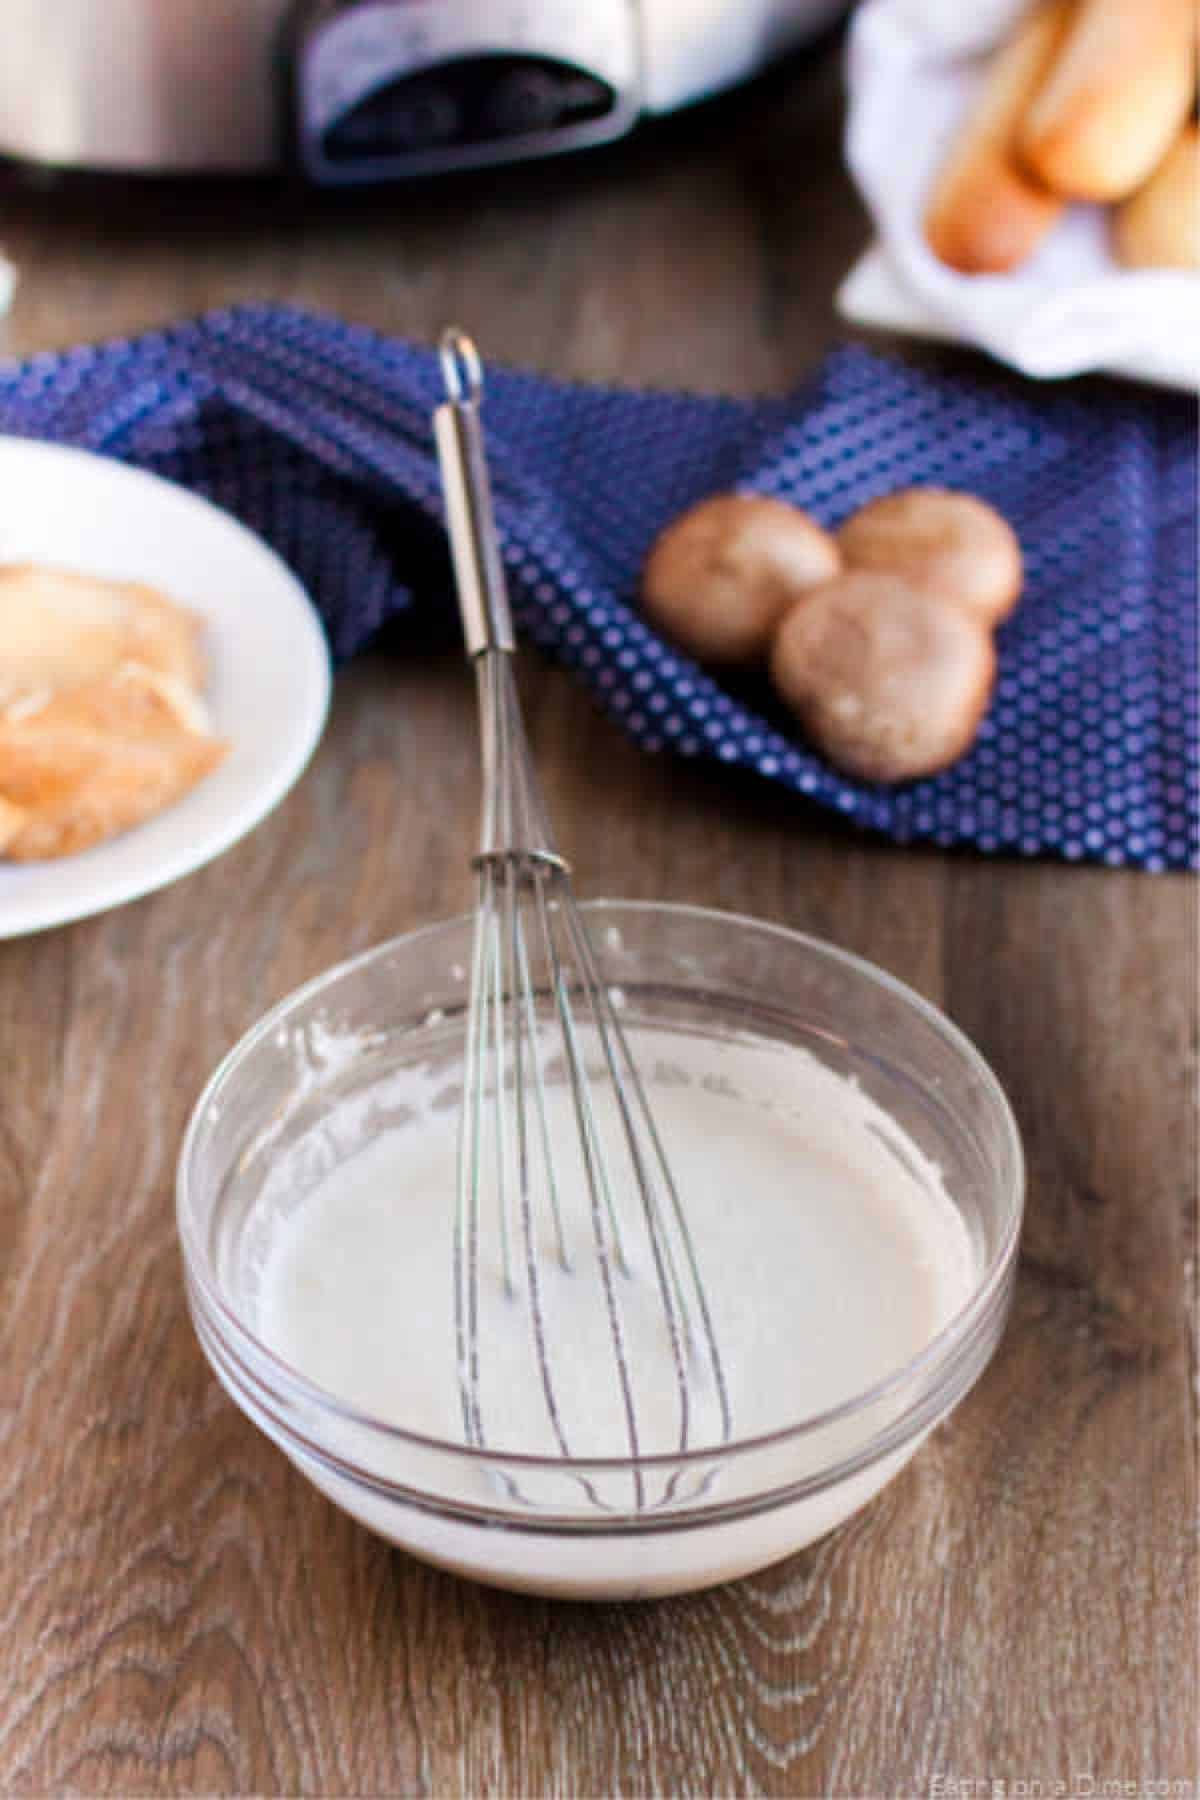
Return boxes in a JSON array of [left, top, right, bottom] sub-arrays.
[[838, 0, 1200, 389]]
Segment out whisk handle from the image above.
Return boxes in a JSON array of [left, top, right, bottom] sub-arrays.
[[433, 329, 516, 658]]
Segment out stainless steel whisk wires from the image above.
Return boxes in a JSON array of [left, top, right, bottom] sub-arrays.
[[433, 329, 731, 1501]]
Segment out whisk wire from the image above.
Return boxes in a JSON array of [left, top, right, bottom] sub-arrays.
[[568, 899, 734, 1447], [535, 871, 645, 1503], [561, 905, 694, 1451], [487, 899, 515, 1299], [510, 872, 572, 1275], [454, 877, 490, 1446], [500, 858, 576, 1464]]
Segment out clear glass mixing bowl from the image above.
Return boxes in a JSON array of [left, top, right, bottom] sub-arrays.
[[177, 901, 1023, 1600]]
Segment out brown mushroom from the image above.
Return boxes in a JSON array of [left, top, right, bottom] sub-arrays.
[[769, 571, 997, 784], [641, 494, 841, 665], [837, 488, 1023, 627]]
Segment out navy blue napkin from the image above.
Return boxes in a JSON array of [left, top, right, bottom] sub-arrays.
[[1, 303, 1194, 870]]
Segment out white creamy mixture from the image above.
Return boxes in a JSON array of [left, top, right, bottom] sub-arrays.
[[255, 1028, 977, 1471]]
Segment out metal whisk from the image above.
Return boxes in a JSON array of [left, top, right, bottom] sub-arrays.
[[433, 329, 730, 1500]]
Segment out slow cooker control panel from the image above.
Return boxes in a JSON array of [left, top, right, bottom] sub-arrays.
[[295, 0, 641, 182]]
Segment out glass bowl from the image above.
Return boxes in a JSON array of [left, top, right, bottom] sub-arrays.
[[177, 901, 1023, 1600]]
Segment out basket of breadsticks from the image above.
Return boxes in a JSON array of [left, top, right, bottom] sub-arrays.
[[839, 0, 1199, 387]]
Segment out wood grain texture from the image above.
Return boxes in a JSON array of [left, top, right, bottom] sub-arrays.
[[0, 37, 1196, 1798]]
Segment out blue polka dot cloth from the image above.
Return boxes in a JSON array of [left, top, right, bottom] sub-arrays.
[[1, 302, 1194, 870]]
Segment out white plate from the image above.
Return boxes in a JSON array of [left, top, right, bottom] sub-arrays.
[[0, 437, 332, 937]]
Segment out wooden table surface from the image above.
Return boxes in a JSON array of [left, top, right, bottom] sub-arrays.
[[1, 41, 1195, 1799]]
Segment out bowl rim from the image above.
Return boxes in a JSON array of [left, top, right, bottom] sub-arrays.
[[177, 898, 1025, 1475]]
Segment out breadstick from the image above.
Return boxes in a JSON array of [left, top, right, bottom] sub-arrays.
[[925, 0, 1073, 275], [1114, 123, 1200, 268], [1019, 0, 1197, 201]]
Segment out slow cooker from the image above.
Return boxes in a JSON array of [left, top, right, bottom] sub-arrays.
[[0, 0, 847, 183]]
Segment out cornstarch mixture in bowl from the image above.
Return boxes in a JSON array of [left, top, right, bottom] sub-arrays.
[[258, 1028, 977, 1463]]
